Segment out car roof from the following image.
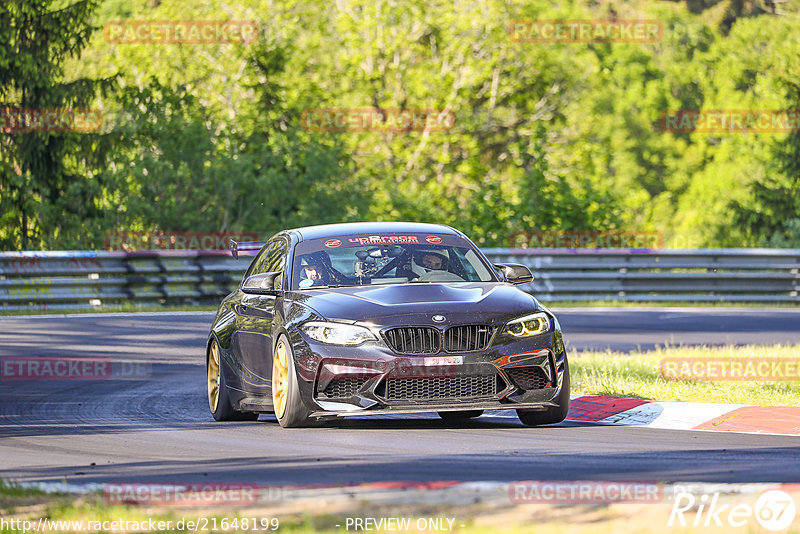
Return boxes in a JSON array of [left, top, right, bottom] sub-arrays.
[[290, 222, 460, 241]]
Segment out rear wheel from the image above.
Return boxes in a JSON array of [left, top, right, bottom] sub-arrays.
[[517, 358, 570, 426], [437, 410, 484, 421], [207, 339, 258, 422], [272, 336, 314, 428]]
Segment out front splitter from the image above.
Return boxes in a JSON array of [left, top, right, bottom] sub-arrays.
[[308, 400, 559, 418]]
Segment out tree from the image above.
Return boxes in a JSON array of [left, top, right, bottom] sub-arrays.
[[0, 0, 115, 250], [681, 0, 793, 32], [732, 77, 800, 246]]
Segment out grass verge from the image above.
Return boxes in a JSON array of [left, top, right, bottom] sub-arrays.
[[0, 482, 476, 534], [571, 344, 800, 406], [3, 481, 800, 533]]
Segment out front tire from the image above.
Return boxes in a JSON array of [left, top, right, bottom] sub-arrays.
[[208, 339, 258, 422], [272, 335, 314, 428], [517, 358, 570, 426]]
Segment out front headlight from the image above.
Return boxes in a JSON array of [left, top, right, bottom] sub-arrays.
[[504, 312, 551, 337], [300, 321, 377, 346]]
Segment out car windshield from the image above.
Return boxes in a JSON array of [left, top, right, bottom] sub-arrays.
[[291, 233, 496, 290]]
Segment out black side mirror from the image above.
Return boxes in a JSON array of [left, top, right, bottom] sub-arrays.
[[242, 272, 281, 294], [494, 263, 534, 285]]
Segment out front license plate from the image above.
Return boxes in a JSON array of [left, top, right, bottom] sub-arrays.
[[424, 356, 463, 366]]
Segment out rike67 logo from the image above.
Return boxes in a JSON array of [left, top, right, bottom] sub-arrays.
[[669, 489, 796, 531]]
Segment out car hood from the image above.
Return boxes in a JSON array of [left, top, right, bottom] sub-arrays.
[[288, 283, 540, 325]]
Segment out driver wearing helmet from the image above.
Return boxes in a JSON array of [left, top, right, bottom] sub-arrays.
[[298, 256, 327, 288], [410, 250, 449, 278], [421, 253, 445, 270]]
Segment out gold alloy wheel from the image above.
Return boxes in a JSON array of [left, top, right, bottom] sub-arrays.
[[207, 341, 221, 412], [272, 340, 289, 419]]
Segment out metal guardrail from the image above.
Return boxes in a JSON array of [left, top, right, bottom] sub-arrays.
[[485, 248, 800, 303], [0, 250, 243, 311], [0, 248, 798, 310]]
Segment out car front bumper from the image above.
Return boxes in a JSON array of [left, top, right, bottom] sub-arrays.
[[288, 326, 568, 419]]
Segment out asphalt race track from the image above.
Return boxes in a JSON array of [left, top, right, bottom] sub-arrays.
[[557, 307, 800, 351], [1, 309, 799, 486]]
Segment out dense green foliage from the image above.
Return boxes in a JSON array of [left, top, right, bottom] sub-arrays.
[[0, 0, 116, 249], [1, 0, 799, 250]]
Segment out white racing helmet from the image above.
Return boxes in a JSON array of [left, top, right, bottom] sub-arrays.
[[411, 250, 448, 277]]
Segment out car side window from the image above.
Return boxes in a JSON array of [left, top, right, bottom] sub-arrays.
[[245, 242, 276, 279], [262, 239, 288, 289]]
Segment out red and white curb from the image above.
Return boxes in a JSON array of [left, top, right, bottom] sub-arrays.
[[483, 395, 800, 435], [565, 395, 800, 436]]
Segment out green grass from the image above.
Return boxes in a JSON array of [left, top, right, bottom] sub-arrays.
[[571, 344, 800, 406], [4, 481, 800, 534], [0, 480, 51, 511], [0, 482, 474, 534]]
